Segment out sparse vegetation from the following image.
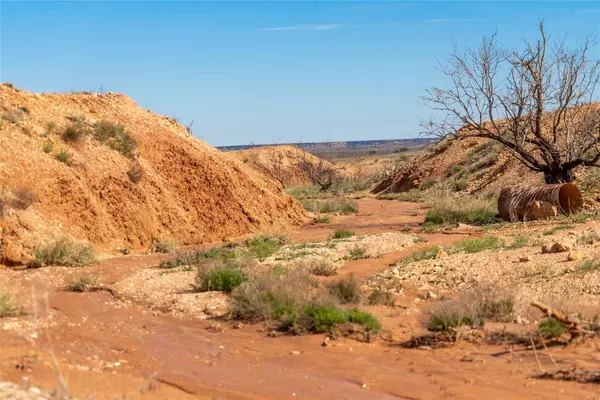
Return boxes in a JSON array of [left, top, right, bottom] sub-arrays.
[[424, 196, 497, 226], [399, 246, 440, 264], [150, 237, 176, 254], [307, 259, 338, 276], [576, 231, 600, 245], [30, 238, 95, 268], [450, 236, 505, 254], [327, 275, 361, 305], [9, 187, 37, 210], [376, 190, 424, 202], [0, 291, 23, 317], [42, 141, 54, 153], [245, 235, 286, 261], [576, 259, 600, 274], [93, 120, 138, 158], [314, 215, 331, 223], [193, 263, 247, 293], [55, 150, 73, 166], [543, 225, 576, 235], [333, 229, 354, 239], [62, 121, 87, 142], [68, 275, 98, 292], [427, 313, 474, 332], [160, 246, 241, 268], [510, 236, 528, 249], [453, 179, 468, 192], [366, 289, 395, 306], [345, 246, 368, 260], [420, 179, 438, 190], [47, 121, 56, 131], [299, 198, 359, 214], [537, 317, 566, 338]]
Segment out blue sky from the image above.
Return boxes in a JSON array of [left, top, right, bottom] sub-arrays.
[[1, 1, 599, 146]]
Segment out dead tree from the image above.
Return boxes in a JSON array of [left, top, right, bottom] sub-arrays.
[[422, 21, 600, 184], [294, 146, 346, 191]]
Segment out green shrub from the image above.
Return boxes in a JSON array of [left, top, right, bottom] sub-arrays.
[[30, 238, 95, 268], [450, 236, 504, 254], [245, 235, 286, 261], [62, 124, 86, 142], [93, 120, 137, 158], [576, 259, 600, 274], [160, 247, 240, 268], [193, 264, 247, 293], [67, 275, 98, 292], [47, 121, 56, 131], [305, 303, 347, 333], [333, 229, 354, 239], [345, 246, 368, 260], [347, 308, 381, 332], [314, 215, 331, 223], [55, 150, 73, 166], [399, 247, 440, 264], [510, 236, 528, 249], [454, 179, 468, 192], [420, 179, 438, 190], [42, 141, 54, 153], [427, 313, 474, 331], [537, 317, 566, 338], [424, 196, 497, 226], [327, 275, 361, 304], [479, 298, 514, 322], [0, 291, 23, 317], [298, 199, 358, 214], [366, 289, 395, 306]]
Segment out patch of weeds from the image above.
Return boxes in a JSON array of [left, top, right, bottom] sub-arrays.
[[314, 215, 331, 223], [347, 308, 381, 332], [193, 263, 247, 293], [62, 121, 87, 143], [150, 237, 176, 254], [576, 259, 600, 274], [308, 259, 338, 276], [47, 121, 56, 131], [299, 199, 358, 214], [427, 313, 474, 332], [327, 275, 361, 305], [537, 317, 566, 338], [54, 150, 73, 166], [420, 179, 438, 190], [424, 196, 497, 226], [30, 238, 95, 268], [414, 235, 426, 243], [245, 235, 286, 261], [333, 229, 354, 239], [366, 289, 395, 306], [376, 190, 424, 202], [576, 231, 600, 245], [399, 246, 440, 264], [345, 246, 368, 260], [118, 247, 131, 255], [450, 236, 504, 254], [2, 110, 23, 124], [9, 187, 37, 210], [543, 225, 576, 235], [0, 291, 23, 317], [159, 247, 240, 268], [453, 179, 468, 192], [270, 265, 288, 276], [479, 298, 514, 322], [293, 243, 320, 250], [67, 275, 98, 292], [127, 163, 143, 183], [93, 120, 137, 158], [305, 303, 347, 333], [509, 236, 528, 249], [42, 141, 54, 153]]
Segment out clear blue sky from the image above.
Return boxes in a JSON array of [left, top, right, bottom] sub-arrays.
[[1, 1, 599, 146]]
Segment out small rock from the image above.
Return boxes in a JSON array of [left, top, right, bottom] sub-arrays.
[[290, 350, 301, 356], [233, 322, 244, 329], [519, 256, 531, 262], [427, 291, 437, 299], [567, 251, 583, 262], [551, 241, 574, 253], [322, 337, 330, 347], [207, 322, 226, 333], [541, 244, 553, 254], [361, 383, 368, 389]]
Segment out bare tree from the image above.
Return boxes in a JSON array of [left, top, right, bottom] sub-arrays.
[[422, 22, 600, 184], [294, 146, 346, 191]]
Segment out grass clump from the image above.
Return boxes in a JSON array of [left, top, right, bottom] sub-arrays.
[[304, 303, 347, 332], [453, 179, 468, 192], [327, 275, 361, 304], [427, 313, 474, 332], [67, 275, 98, 292], [543, 225, 576, 235], [150, 237, 176, 254], [62, 123, 87, 143], [314, 215, 331, 223], [30, 238, 95, 268], [307, 259, 338, 276], [93, 120, 137, 158], [245, 235, 286, 261], [576, 231, 600, 245], [537, 317, 566, 338], [366, 289, 395, 306], [55, 150, 73, 166], [9, 187, 37, 210], [160, 246, 242, 268], [0, 291, 23, 317], [450, 236, 504, 254], [399, 246, 440, 264], [576, 259, 600, 274], [345, 246, 368, 260], [42, 141, 54, 153], [424, 196, 497, 226], [509, 236, 528, 249], [193, 263, 247, 293], [300, 199, 359, 214], [376, 190, 424, 202], [333, 229, 354, 239]]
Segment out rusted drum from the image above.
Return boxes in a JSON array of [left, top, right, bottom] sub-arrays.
[[498, 184, 583, 221]]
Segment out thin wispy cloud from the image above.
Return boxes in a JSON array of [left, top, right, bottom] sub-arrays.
[[259, 24, 343, 32], [426, 18, 486, 23]]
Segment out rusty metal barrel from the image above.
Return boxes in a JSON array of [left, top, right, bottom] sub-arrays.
[[498, 183, 583, 221]]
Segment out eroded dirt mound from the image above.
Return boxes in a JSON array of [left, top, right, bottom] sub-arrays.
[[0, 85, 308, 264], [229, 145, 346, 186]]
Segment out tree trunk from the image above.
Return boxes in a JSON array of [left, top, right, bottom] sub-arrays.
[[543, 167, 574, 184]]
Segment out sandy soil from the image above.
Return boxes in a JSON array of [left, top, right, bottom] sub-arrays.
[[1, 199, 600, 399]]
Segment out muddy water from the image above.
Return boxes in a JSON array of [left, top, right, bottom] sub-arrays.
[[1, 199, 599, 399]]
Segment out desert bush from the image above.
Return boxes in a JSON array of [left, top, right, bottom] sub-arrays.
[[376, 190, 424, 202], [67, 275, 98, 292], [327, 275, 361, 304], [47, 121, 56, 131], [0, 291, 23, 317], [127, 163, 144, 183], [333, 229, 354, 239], [304, 303, 347, 332], [300, 199, 358, 214], [160, 246, 243, 268], [537, 317, 566, 338], [9, 187, 37, 210], [424, 196, 497, 226], [576, 231, 600, 245], [193, 263, 247, 293], [576, 259, 600, 274], [245, 235, 287, 261], [425, 299, 478, 332], [54, 150, 73, 166], [62, 122, 87, 142], [420, 179, 438, 190], [150, 237, 176, 254], [2, 109, 24, 124], [453, 179, 468, 192], [399, 246, 440, 264], [366, 289, 395, 306], [42, 141, 54, 153], [307, 259, 338, 276], [345, 246, 368, 260], [450, 236, 504, 254], [93, 120, 137, 158], [509, 236, 528, 249], [314, 215, 331, 223], [30, 238, 95, 268]]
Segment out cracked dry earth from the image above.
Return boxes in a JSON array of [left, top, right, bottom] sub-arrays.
[[1, 198, 600, 399]]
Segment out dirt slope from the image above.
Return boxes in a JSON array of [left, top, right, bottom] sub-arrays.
[[0, 85, 308, 264], [229, 145, 344, 186]]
